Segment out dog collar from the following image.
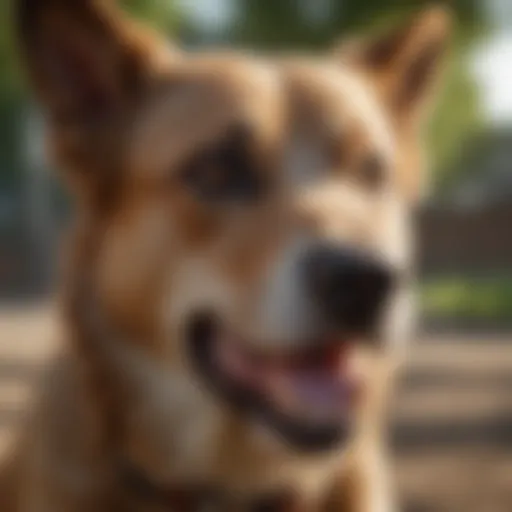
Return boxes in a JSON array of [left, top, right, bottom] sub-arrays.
[[119, 461, 302, 511]]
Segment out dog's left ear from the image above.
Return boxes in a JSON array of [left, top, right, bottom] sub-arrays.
[[16, 0, 176, 201], [16, 0, 172, 126], [339, 6, 452, 125]]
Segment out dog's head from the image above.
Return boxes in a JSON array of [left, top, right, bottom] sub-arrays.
[[18, 0, 450, 464]]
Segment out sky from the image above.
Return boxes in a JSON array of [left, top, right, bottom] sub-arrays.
[[179, 0, 235, 34], [180, 0, 512, 126], [473, 32, 512, 125], [473, 0, 512, 124]]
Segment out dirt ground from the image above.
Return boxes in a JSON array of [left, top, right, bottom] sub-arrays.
[[1, 305, 511, 511]]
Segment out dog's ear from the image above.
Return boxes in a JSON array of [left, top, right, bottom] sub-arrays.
[[339, 6, 452, 125], [17, 0, 171, 126]]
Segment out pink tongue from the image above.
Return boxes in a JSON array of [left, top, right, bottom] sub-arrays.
[[262, 367, 353, 409], [291, 373, 351, 405], [216, 338, 357, 409]]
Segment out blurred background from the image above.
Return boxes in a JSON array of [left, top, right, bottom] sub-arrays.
[[0, 1, 511, 510]]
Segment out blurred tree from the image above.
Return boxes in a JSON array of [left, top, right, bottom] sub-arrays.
[[121, 0, 183, 33], [0, 1, 24, 187], [230, 0, 487, 188], [0, 1, 20, 101]]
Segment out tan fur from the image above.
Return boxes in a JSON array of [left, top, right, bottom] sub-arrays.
[[2, 1, 450, 510]]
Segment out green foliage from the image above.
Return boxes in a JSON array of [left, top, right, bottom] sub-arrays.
[[0, 0, 23, 101], [121, 0, 182, 34], [422, 275, 512, 321], [0, 1, 25, 186], [427, 49, 483, 186]]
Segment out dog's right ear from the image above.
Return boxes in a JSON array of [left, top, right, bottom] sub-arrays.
[[17, 0, 171, 126], [337, 7, 452, 126]]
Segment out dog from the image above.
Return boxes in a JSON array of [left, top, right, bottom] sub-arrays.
[[0, 1, 450, 510]]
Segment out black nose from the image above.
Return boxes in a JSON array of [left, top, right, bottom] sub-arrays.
[[303, 245, 395, 332]]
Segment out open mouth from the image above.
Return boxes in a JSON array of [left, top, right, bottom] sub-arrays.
[[187, 314, 362, 453]]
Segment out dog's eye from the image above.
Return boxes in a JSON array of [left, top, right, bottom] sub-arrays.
[[181, 127, 263, 203], [360, 153, 386, 190]]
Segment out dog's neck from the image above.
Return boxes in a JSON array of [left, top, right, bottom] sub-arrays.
[[118, 461, 309, 511]]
